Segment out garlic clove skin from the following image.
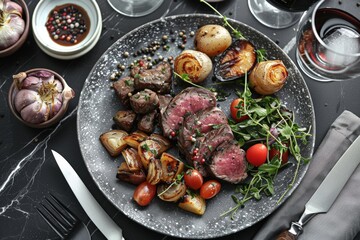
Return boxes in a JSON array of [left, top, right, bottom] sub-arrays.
[[49, 94, 63, 118], [14, 89, 40, 112], [28, 70, 53, 79], [3, 0, 23, 14], [53, 79, 64, 93], [19, 76, 42, 91], [0, 0, 25, 50], [20, 100, 48, 124]]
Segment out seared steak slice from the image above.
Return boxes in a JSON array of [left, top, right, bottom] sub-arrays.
[[130, 89, 159, 114], [191, 124, 234, 176], [209, 141, 247, 184], [134, 62, 172, 94], [161, 87, 216, 138], [178, 107, 228, 157], [158, 94, 173, 115], [137, 110, 158, 133], [113, 110, 136, 132], [112, 77, 135, 106]]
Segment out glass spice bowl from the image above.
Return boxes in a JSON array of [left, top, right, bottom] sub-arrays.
[[8, 68, 75, 128], [0, 0, 30, 58], [32, 0, 102, 59]]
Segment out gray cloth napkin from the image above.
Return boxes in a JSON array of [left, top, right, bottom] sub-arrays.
[[253, 110, 360, 240]]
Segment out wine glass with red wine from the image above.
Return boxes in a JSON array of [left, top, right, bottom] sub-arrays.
[[248, 0, 317, 29], [107, 0, 164, 17], [296, 0, 360, 81]]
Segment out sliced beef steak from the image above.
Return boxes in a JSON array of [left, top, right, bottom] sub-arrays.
[[112, 77, 135, 106], [134, 62, 172, 94], [191, 124, 234, 177], [178, 107, 228, 157], [130, 89, 159, 114], [209, 141, 247, 184], [158, 94, 173, 115], [161, 87, 216, 138]]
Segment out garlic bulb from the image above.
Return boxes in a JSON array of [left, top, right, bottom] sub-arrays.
[[0, 0, 25, 50], [12, 70, 69, 124]]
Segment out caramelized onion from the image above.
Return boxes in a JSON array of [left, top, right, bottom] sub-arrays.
[[249, 60, 288, 95], [157, 181, 186, 202], [174, 50, 212, 83]]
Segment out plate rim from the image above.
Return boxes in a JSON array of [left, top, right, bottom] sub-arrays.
[[77, 13, 316, 239]]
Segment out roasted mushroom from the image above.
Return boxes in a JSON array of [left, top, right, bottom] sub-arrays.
[[215, 39, 257, 81]]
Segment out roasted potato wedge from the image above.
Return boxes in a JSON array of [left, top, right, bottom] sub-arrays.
[[116, 162, 146, 185], [178, 193, 206, 216], [148, 133, 171, 154], [123, 131, 148, 149], [147, 159, 163, 185], [138, 139, 161, 169], [100, 130, 128, 157], [157, 181, 187, 202], [121, 147, 143, 172], [160, 152, 184, 183]]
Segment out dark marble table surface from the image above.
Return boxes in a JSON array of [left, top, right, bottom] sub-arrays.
[[1, 0, 360, 239]]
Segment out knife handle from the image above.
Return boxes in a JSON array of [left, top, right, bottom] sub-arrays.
[[276, 231, 297, 240]]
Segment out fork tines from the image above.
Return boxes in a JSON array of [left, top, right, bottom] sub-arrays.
[[36, 193, 79, 239]]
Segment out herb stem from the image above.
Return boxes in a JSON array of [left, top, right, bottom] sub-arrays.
[[199, 0, 246, 40]]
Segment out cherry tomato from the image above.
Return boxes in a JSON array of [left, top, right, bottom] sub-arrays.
[[200, 180, 221, 199], [269, 144, 289, 164], [230, 98, 249, 122], [246, 143, 268, 167], [133, 181, 157, 206], [184, 169, 204, 190]]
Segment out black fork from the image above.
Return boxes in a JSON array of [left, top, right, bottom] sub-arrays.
[[36, 193, 90, 240]]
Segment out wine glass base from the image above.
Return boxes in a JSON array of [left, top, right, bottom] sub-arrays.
[[248, 0, 302, 29], [108, 0, 164, 17]]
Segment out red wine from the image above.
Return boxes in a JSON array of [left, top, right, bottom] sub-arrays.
[[267, 0, 317, 12], [297, 8, 360, 75]]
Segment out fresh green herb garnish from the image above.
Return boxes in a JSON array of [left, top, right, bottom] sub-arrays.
[[222, 74, 311, 219], [200, 0, 245, 40], [255, 49, 268, 62]]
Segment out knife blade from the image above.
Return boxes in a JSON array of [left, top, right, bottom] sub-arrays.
[[51, 150, 124, 240], [276, 135, 360, 240]]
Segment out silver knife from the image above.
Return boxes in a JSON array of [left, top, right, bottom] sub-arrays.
[[51, 150, 124, 240], [276, 135, 360, 240]]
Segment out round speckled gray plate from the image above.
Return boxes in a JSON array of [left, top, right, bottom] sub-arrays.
[[77, 14, 315, 239]]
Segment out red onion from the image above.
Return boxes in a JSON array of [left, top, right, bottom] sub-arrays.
[[0, 0, 25, 50]]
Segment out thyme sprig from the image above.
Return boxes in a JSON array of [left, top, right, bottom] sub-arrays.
[[223, 74, 311, 219], [199, 0, 245, 40]]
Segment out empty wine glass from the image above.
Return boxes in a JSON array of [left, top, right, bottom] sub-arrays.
[[108, 0, 164, 17], [296, 0, 360, 81], [248, 0, 317, 29]]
